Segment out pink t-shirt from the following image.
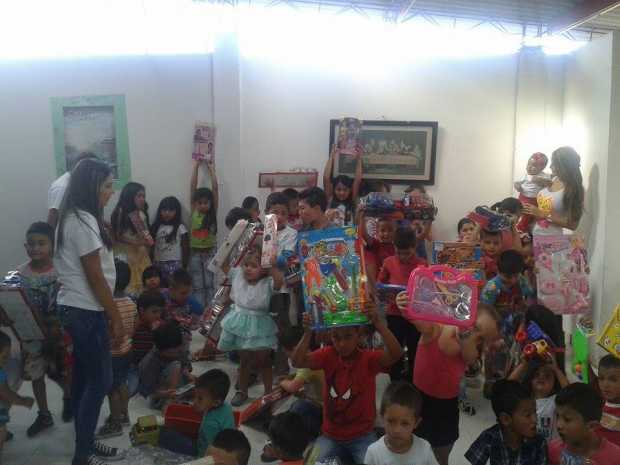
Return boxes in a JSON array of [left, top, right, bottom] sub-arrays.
[[413, 336, 465, 399], [547, 438, 620, 465]]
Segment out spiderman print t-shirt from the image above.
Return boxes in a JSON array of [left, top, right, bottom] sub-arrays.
[[308, 346, 385, 441]]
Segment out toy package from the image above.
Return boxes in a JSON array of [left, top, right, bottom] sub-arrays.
[[238, 387, 291, 425], [572, 326, 590, 383], [192, 122, 215, 162], [403, 192, 438, 221], [360, 192, 438, 223], [405, 265, 478, 328], [208, 220, 262, 273], [467, 206, 511, 232], [376, 284, 406, 315], [533, 235, 590, 314], [276, 250, 301, 287], [336, 117, 362, 155], [261, 214, 278, 267], [298, 227, 368, 330], [199, 282, 232, 346], [431, 242, 483, 281], [515, 321, 562, 361], [597, 304, 620, 358]]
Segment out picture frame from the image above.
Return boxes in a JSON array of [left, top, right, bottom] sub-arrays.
[[51, 94, 131, 189], [329, 119, 438, 185], [258, 171, 318, 189]]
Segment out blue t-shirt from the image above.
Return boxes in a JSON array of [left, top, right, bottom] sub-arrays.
[[162, 289, 204, 317], [197, 403, 235, 456]]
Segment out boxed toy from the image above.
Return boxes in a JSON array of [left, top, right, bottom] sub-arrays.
[[336, 117, 363, 155], [192, 122, 215, 162], [597, 304, 620, 358], [431, 241, 483, 281], [298, 226, 368, 330], [261, 214, 278, 267]]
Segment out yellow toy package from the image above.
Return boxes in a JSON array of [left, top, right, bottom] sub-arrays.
[[597, 305, 620, 358]]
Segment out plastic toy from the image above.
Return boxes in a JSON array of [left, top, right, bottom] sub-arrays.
[[261, 214, 278, 267], [467, 206, 512, 232], [405, 265, 479, 328], [337, 117, 363, 155], [199, 281, 232, 345], [298, 227, 368, 330], [129, 415, 162, 446], [276, 250, 301, 286], [515, 320, 564, 361], [533, 235, 590, 314], [572, 326, 589, 383], [376, 284, 406, 314], [597, 304, 620, 358], [431, 242, 484, 281]]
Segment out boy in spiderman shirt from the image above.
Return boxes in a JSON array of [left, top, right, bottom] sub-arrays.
[[291, 304, 402, 465]]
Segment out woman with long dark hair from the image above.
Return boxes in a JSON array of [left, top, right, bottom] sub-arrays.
[[55, 159, 126, 465]]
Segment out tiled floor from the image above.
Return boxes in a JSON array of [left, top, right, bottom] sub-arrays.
[[3, 334, 496, 465]]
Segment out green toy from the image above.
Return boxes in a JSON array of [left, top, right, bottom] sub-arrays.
[[572, 326, 589, 383]]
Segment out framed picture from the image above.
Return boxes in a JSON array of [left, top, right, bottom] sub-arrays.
[[258, 171, 318, 189], [329, 120, 438, 185], [51, 94, 131, 188]]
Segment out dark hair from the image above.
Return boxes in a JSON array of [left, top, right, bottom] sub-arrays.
[[151, 196, 184, 243], [242, 196, 259, 211], [525, 305, 564, 349], [552, 147, 584, 227], [491, 379, 532, 419], [211, 429, 251, 465], [0, 331, 11, 352], [114, 259, 131, 294], [142, 266, 162, 285], [268, 412, 310, 461], [556, 383, 603, 422], [299, 187, 327, 212], [57, 158, 113, 250], [499, 197, 523, 215], [481, 228, 501, 239], [380, 381, 423, 417], [68, 151, 98, 170], [498, 250, 525, 276], [394, 226, 417, 250], [457, 218, 474, 234], [153, 322, 183, 351], [26, 221, 55, 247], [405, 183, 426, 194], [196, 369, 231, 403], [170, 268, 192, 288], [279, 326, 304, 351], [281, 188, 299, 200], [266, 192, 289, 212], [137, 291, 165, 312], [599, 354, 620, 371], [523, 359, 562, 396], [330, 175, 355, 213], [193, 187, 217, 232], [225, 207, 253, 230], [111, 182, 149, 239]]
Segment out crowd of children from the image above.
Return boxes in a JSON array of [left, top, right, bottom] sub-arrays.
[[0, 145, 617, 465]]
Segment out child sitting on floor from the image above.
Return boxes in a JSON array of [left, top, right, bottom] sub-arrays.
[[206, 429, 252, 465], [365, 381, 437, 465], [142, 265, 162, 292], [268, 412, 311, 465], [597, 354, 620, 446], [133, 291, 164, 366], [465, 379, 546, 465]]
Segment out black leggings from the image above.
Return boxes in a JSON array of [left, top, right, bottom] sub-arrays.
[[387, 315, 420, 381]]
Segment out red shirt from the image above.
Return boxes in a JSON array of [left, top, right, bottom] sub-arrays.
[[598, 401, 620, 446], [366, 239, 395, 266], [482, 254, 498, 280], [548, 437, 620, 465], [377, 255, 426, 315], [308, 346, 385, 441]]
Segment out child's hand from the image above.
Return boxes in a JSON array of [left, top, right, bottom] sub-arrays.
[[395, 291, 409, 311], [363, 300, 382, 328], [20, 396, 34, 409], [330, 144, 339, 159], [302, 312, 314, 333]]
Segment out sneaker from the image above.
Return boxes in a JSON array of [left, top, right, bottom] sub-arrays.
[[230, 391, 248, 407], [93, 441, 126, 462], [72, 455, 111, 465], [27, 411, 54, 437], [95, 420, 123, 439], [62, 397, 73, 423], [459, 399, 477, 416], [120, 412, 131, 427]]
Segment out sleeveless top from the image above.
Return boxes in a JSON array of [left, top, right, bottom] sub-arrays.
[[533, 185, 565, 236], [413, 335, 466, 399]]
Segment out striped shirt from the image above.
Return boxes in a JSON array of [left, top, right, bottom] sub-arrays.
[[111, 297, 137, 356], [133, 322, 155, 365]]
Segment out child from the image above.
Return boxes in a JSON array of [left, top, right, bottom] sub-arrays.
[[0, 331, 34, 460], [480, 229, 502, 280], [492, 197, 525, 252], [151, 196, 190, 284], [242, 196, 261, 222], [457, 218, 478, 243], [217, 247, 284, 406], [142, 265, 162, 292], [324, 144, 362, 226], [190, 158, 219, 307], [363, 216, 395, 282], [162, 268, 204, 324], [15, 222, 71, 435], [509, 356, 569, 440], [291, 305, 403, 464], [206, 429, 252, 465], [282, 188, 302, 231], [267, 412, 311, 465], [111, 182, 152, 295], [396, 293, 500, 465], [96, 260, 138, 438], [465, 379, 547, 465], [132, 291, 164, 366], [378, 227, 425, 381], [481, 250, 535, 314], [365, 381, 437, 465], [224, 207, 253, 230], [597, 354, 620, 446], [514, 152, 550, 233], [298, 187, 338, 231], [548, 383, 620, 465]]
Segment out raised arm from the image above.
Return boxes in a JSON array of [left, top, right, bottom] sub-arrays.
[[190, 160, 200, 210], [323, 145, 337, 200], [291, 313, 314, 368], [206, 160, 219, 214], [366, 301, 402, 369], [352, 146, 363, 203]]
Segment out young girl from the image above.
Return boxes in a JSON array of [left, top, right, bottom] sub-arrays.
[[323, 144, 362, 226], [151, 196, 190, 285], [217, 247, 284, 407], [457, 218, 478, 243], [111, 182, 152, 295], [190, 159, 219, 307]]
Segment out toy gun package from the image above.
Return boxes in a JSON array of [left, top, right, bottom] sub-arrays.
[[208, 220, 263, 273], [431, 241, 483, 281], [298, 227, 368, 330]]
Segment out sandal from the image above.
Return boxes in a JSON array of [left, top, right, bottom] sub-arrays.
[[231, 391, 249, 407]]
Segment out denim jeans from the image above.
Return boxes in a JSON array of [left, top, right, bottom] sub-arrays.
[[189, 249, 216, 307], [314, 431, 376, 465], [290, 399, 322, 438], [59, 306, 112, 461]]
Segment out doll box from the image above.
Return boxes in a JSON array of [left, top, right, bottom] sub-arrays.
[[597, 304, 620, 359]]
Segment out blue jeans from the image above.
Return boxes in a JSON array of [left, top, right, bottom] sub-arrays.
[[290, 399, 322, 438], [315, 431, 376, 465], [59, 306, 112, 461], [190, 249, 216, 308]]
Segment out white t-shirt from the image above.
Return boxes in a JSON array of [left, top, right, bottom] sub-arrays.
[[519, 173, 551, 199], [537, 395, 559, 440], [54, 210, 116, 311], [533, 186, 566, 236], [154, 224, 188, 262], [364, 435, 438, 465], [47, 172, 70, 210]]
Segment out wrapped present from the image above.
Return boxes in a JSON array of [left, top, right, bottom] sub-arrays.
[[597, 305, 620, 358], [261, 214, 278, 267], [431, 241, 483, 281], [336, 117, 362, 155], [533, 235, 590, 314], [298, 227, 368, 330]]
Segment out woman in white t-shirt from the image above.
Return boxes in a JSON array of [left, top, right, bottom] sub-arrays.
[[55, 159, 126, 465]]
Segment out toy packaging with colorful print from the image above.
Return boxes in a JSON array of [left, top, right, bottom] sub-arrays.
[[297, 226, 368, 330], [597, 304, 620, 358], [336, 117, 362, 155], [432, 241, 483, 281]]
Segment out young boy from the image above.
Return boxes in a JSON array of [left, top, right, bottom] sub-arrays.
[[480, 229, 502, 280], [15, 222, 71, 435], [162, 268, 204, 323], [291, 304, 402, 464], [133, 291, 164, 366], [465, 379, 546, 465], [0, 332, 34, 459], [224, 207, 253, 230], [597, 355, 620, 446], [378, 227, 426, 381], [365, 381, 437, 465], [241, 196, 261, 222], [268, 412, 311, 465], [282, 188, 302, 231], [298, 187, 338, 231], [481, 250, 535, 314], [548, 383, 620, 465], [96, 260, 137, 438], [206, 429, 252, 465], [142, 266, 162, 292]]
